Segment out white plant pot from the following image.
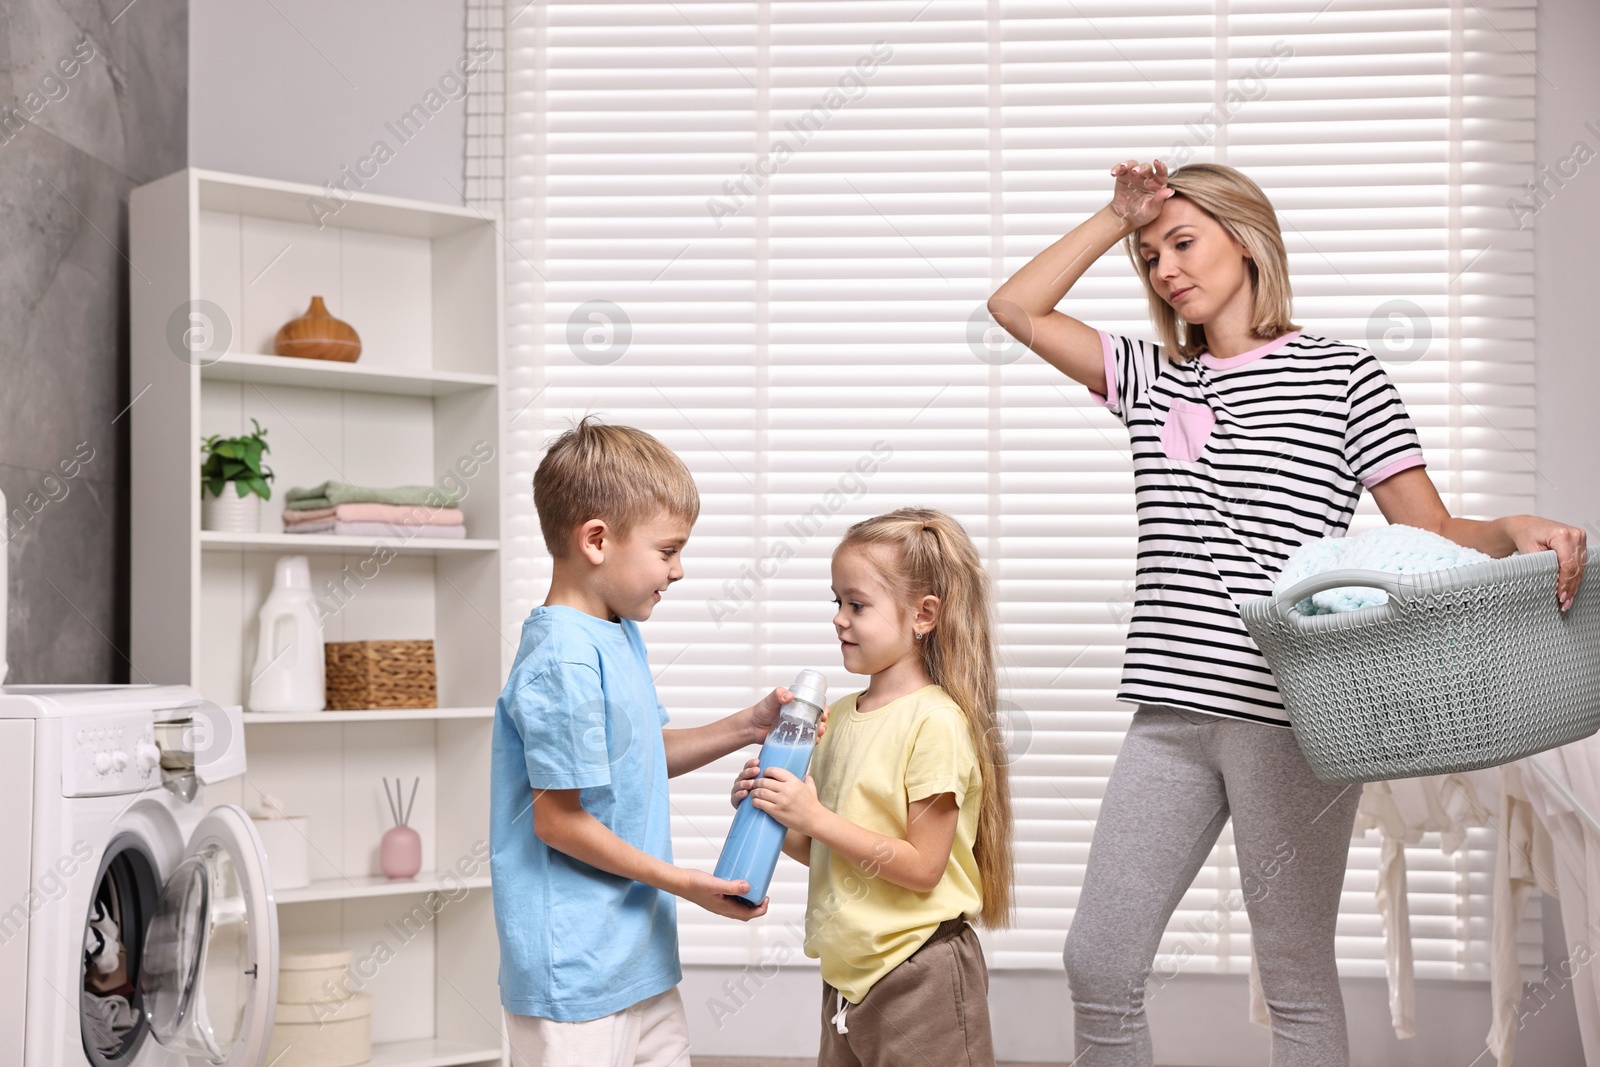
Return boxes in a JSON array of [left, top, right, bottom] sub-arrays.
[[202, 488, 261, 533]]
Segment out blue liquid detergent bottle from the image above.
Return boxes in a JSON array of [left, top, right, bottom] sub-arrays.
[[713, 669, 828, 907]]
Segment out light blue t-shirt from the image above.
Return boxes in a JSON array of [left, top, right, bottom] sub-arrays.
[[489, 604, 679, 1021]]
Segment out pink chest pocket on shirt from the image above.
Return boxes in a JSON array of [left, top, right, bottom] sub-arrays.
[[1159, 398, 1218, 462]]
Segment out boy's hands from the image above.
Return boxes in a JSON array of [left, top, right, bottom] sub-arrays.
[[749, 767, 825, 835], [748, 686, 794, 737], [676, 868, 769, 920], [748, 686, 831, 743]]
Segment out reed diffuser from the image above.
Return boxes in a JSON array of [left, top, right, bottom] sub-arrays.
[[380, 776, 422, 880]]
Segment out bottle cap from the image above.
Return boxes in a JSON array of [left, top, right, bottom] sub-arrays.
[[788, 669, 827, 714], [273, 555, 313, 591]]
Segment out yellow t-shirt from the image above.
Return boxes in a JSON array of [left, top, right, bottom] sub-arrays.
[[802, 683, 985, 1004]]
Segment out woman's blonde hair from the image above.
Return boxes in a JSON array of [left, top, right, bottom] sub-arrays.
[[1123, 162, 1299, 362], [836, 507, 1015, 929]]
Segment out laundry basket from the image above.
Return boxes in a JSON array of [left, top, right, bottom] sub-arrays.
[[1240, 548, 1600, 784]]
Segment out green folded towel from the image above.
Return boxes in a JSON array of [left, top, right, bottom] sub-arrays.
[[284, 481, 462, 511]]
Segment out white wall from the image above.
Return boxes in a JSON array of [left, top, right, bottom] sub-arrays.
[[1534, 0, 1600, 530], [188, 0, 473, 205]]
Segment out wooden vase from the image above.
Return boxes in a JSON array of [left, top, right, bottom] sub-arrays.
[[274, 295, 362, 362]]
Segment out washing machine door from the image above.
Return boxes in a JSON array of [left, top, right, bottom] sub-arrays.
[[139, 804, 279, 1066]]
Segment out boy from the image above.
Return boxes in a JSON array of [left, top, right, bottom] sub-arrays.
[[491, 416, 792, 1066]]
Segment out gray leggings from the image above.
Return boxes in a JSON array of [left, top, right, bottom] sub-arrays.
[[1063, 704, 1363, 1067]]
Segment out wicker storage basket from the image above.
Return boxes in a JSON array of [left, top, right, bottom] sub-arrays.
[[323, 639, 437, 710], [1240, 548, 1600, 784]]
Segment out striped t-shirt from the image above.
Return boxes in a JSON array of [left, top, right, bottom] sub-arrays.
[[1091, 329, 1427, 726]]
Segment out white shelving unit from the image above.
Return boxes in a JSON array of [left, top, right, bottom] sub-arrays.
[[130, 168, 509, 1066]]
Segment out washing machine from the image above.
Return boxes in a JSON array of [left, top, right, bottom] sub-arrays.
[[0, 684, 278, 1067]]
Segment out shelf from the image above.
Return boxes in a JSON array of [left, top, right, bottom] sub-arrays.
[[365, 1037, 502, 1067], [244, 707, 493, 724], [194, 167, 489, 239], [201, 532, 500, 555], [275, 872, 492, 904], [202, 351, 496, 397]]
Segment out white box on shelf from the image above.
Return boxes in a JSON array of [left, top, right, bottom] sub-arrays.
[[268, 993, 373, 1067], [278, 947, 357, 1004]]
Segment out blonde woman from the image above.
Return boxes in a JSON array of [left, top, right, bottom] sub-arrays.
[[988, 161, 1587, 1065]]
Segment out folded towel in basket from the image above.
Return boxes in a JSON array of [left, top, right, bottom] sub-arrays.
[[284, 520, 467, 539], [1275, 523, 1493, 615], [282, 502, 463, 526], [284, 481, 461, 510]]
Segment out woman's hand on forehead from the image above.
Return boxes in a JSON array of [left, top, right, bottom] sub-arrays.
[[1110, 159, 1175, 231]]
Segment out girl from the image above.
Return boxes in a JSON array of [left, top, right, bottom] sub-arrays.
[[988, 160, 1587, 1066], [732, 507, 1015, 1067]]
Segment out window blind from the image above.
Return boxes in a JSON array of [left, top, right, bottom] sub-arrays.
[[489, 0, 1541, 979]]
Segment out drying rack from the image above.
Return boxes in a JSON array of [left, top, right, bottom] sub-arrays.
[[1528, 754, 1600, 839]]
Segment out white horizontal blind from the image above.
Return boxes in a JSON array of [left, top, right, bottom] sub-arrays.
[[501, 0, 1538, 979]]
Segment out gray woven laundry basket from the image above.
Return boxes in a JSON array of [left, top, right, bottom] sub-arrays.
[[1240, 547, 1600, 784]]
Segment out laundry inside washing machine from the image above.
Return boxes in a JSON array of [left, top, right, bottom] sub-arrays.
[[80, 835, 158, 1065]]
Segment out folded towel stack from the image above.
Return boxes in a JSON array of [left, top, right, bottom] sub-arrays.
[[1274, 523, 1493, 615], [282, 482, 466, 539]]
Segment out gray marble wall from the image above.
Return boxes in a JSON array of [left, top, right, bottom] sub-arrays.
[[0, 0, 185, 683]]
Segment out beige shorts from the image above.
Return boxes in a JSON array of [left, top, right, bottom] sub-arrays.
[[818, 917, 995, 1067], [505, 986, 691, 1067]]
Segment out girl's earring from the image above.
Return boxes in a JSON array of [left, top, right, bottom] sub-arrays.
[[914, 630, 924, 641]]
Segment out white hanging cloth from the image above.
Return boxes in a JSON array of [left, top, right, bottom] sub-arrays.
[[1236, 746, 1600, 1067], [1323, 757, 1599, 1067], [1484, 762, 1561, 1065], [1517, 737, 1600, 1067], [1348, 771, 1499, 1040]]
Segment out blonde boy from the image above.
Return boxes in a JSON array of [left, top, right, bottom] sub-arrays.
[[490, 417, 790, 1066]]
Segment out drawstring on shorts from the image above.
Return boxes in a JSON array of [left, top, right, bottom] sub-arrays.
[[831, 988, 850, 1035]]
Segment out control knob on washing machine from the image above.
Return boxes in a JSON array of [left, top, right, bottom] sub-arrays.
[[136, 741, 161, 774], [112, 750, 129, 771], [94, 752, 112, 774]]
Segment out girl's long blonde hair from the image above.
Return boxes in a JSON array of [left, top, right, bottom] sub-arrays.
[[837, 507, 1015, 929], [1122, 162, 1299, 362]]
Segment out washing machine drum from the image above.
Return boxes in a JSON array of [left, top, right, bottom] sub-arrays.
[[86, 805, 279, 1067], [81, 836, 159, 1064]]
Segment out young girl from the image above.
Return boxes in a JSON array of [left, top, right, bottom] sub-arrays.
[[988, 160, 1587, 1066], [732, 507, 1015, 1067]]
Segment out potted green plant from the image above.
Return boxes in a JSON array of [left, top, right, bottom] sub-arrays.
[[200, 418, 275, 532]]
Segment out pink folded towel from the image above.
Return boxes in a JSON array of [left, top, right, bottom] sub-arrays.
[[282, 502, 463, 527], [283, 520, 468, 539]]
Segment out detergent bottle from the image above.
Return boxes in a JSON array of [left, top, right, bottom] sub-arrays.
[[247, 555, 325, 712], [714, 669, 828, 906]]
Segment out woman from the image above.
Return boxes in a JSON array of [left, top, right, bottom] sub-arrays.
[[988, 159, 1587, 1066]]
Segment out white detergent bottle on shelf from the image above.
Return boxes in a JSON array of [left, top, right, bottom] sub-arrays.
[[248, 555, 325, 712]]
